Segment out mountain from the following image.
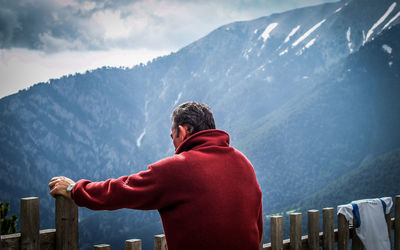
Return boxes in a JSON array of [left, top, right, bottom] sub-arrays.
[[290, 147, 400, 214], [250, 20, 400, 237], [241, 13, 400, 213], [1, 0, 400, 248]]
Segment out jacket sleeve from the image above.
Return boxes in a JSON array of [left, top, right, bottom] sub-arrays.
[[71, 166, 169, 210]]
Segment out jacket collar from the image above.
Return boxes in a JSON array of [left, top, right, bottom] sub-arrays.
[[175, 129, 230, 154]]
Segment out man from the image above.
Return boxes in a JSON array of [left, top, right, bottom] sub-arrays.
[[49, 101, 263, 250]]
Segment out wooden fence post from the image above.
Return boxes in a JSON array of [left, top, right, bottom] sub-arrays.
[[395, 195, 400, 250], [154, 234, 167, 250], [290, 213, 302, 250], [20, 197, 40, 250], [323, 208, 334, 250], [338, 214, 349, 250], [308, 210, 319, 250], [126, 239, 142, 250], [56, 195, 78, 250], [352, 217, 363, 250], [94, 244, 111, 249], [385, 207, 392, 243], [271, 216, 283, 250]]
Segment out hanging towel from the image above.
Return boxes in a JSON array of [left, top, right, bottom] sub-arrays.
[[337, 197, 393, 250]]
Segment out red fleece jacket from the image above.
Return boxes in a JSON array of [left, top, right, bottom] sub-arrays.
[[72, 129, 263, 250]]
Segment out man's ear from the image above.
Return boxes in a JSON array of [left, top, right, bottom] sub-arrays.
[[178, 125, 188, 140]]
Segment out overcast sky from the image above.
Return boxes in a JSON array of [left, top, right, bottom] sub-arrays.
[[0, 0, 337, 98]]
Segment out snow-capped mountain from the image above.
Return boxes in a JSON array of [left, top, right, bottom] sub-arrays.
[[1, 0, 399, 249]]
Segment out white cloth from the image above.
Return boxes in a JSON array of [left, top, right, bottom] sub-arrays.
[[337, 197, 393, 250]]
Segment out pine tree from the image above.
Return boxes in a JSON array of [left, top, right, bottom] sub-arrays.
[[0, 201, 18, 235]]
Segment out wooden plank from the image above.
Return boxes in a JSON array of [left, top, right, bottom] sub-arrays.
[[323, 208, 334, 250], [289, 213, 302, 250], [263, 242, 271, 250], [301, 235, 308, 249], [0, 233, 21, 250], [125, 239, 142, 250], [94, 244, 111, 249], [56, 195, 79, 250], [271, 216, 283, 250], [337, 214, 349, 250], [20, 197, 40, 250], [395, 195, 400, 250], [283, 239, 291, 250], [0, 229, 56, 250], [308, 210, 319, 250], [40, 229, 56, 250], [154, 234, 167, 250]]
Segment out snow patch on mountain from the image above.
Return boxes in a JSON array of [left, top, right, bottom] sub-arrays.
[[159, 79, 168, 99], [279, 48, 288, 56], [136, 129, 146, 147], [260, 23, 279, 42], [296, 37, 317, 56], [347, 27, 354, 53], [292, 19, 326, 47], [364, 2, 397, 44], [305, 38, 317, 48], [284, 25, 301, 43], [382, 44, 393, 54], [382, 10, 400, 30], [243, 48, 253, 60], [173, 92, 183, 106]]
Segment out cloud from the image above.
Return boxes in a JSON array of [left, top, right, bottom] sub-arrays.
[[0, 0, 338, 53], [0, 0, 104, 52], [0, 47, 169, 98]]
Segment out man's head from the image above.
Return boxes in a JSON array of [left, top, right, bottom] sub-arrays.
[[170, 102, 216, 149]]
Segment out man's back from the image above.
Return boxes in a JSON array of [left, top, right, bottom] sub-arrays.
[[151, 129, 263, 249]]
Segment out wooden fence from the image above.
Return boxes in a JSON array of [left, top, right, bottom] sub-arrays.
[[263, 195, 400, 250], [1, 195, 399, 249]]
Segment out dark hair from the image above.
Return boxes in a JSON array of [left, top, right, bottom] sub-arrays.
[[171, 102, 216, 136]]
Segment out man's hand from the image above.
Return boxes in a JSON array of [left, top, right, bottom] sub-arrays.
[[49, 176, 75, 199]]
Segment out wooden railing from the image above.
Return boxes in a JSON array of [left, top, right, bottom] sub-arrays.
[[1, 195, 399, 249]]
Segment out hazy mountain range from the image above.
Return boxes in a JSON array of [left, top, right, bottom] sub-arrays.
[[1, 0, 400, 248]]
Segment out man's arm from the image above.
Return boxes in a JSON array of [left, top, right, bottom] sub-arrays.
[[48, 165, 175, 211], [49, 176, 76, 199]]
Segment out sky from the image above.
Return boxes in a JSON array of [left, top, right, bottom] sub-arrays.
[[0, 0, 337, 98]]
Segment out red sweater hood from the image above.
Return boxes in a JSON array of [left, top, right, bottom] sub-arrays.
[[175, 129, 230, 154]]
